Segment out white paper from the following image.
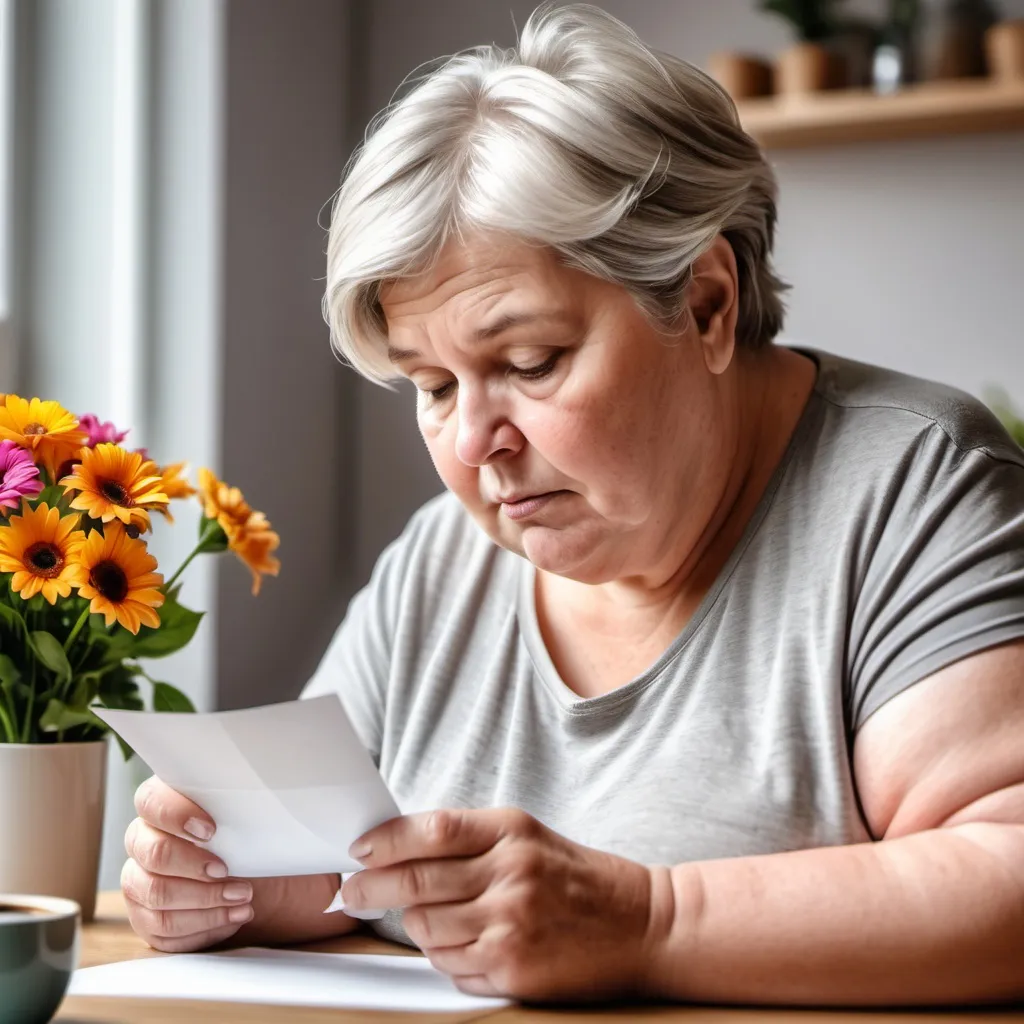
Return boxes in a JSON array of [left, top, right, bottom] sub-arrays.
[[68, 948, 510, 1012], [94, 696, 400, 879]]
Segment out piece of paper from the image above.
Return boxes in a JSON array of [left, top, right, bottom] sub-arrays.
[[94, 696, 400, 879], [68, 948, 510, 1012]]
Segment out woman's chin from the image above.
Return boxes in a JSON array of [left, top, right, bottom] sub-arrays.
[[519, 525, 610, 580]]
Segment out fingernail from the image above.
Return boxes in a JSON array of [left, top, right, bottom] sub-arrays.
[[228, 904, 253, 924], [205, 862, 228, 879], [223, 883, 252, 902], [348, 841, 371, 861], [185, 818, 214, 842]]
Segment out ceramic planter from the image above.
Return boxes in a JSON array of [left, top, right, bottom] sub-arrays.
[[0, 740, 107, 922]]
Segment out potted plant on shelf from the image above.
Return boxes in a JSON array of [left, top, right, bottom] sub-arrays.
[[759, 0, 847, 94], [0, 394, 280, 921]]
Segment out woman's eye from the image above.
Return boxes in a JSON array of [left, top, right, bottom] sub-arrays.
[[427, 381, 456, 401], [511, 353, 560, 381]]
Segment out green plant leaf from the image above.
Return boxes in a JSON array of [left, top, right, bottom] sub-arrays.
[[129, 593, 203, 658], [38, 698, 102, 733], [198, 515, 230, 552], [30, 630, 72, 684], [0, 653, 21, 689], [152, 681, 196, 713], [0, 601, 28, 637]]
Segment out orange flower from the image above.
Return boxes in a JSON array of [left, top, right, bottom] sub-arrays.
[[60, 444, 168, 531], [0, 396, 87, 482], [0, 502, 86, 603], [66, 523, 164, 633], [153, 462, 196, 523], [197, 468, 279, 594], [229, 517, 281, 595], [197, 467, 252, 533]]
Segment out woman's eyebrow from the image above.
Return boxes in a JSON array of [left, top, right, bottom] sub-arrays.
[[387, 311, 570, 364]]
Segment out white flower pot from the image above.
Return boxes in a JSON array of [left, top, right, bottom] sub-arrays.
[[0, 740, 108, 922]]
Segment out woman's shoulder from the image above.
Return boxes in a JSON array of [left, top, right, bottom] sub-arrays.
[[804, 346, 1023, 467], [375, 489, 514, 602]]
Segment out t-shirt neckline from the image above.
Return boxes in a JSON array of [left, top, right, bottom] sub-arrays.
[[516, 347, 827, 715]]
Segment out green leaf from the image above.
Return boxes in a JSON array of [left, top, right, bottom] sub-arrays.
[[198, 515, 229, 552], [152, 681, 196, 713], [38, 698, 102, 733], [129, 592, 203, 658], [98, 664, 144, 711], [0, 653, 21, 689], [0, 601, 28, 637], [30, 631, 72, 684]]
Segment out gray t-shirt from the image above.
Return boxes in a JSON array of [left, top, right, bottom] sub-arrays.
[[303, 349, 1024, 944]]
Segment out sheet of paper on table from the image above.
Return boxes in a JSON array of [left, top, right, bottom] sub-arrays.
[[94, 695, 400, 878], [68, 948, 510, 1013]]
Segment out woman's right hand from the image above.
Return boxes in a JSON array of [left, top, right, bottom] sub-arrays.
[[121, 776, 255, 952]]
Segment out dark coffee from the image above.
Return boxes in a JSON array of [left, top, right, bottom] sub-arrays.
[[0, 904, 52, 917]]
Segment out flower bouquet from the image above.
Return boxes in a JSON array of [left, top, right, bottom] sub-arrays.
[[0, 393, 280, 754]]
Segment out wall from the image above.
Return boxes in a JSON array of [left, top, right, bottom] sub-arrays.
[[349, 0, 1024, 583], [216, 0, 357, 711]]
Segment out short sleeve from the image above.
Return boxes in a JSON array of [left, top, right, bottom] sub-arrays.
[[300, 534, 407, 766], [847, 433, 1024, 732]]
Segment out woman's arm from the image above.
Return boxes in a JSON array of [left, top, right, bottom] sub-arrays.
[[652, 821, 1024, 1005], [650, 641, 1024, 1005], [232, 872, 363, 946]]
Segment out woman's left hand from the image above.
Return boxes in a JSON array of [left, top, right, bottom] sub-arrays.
[[339, 807, 673, 1001]]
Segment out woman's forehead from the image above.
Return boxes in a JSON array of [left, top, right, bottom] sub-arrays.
[[379, 237, 579, 329]]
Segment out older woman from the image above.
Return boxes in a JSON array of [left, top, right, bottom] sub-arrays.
[[120, 4, 1024, 1007]]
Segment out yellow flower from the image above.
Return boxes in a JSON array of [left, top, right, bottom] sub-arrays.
[[0, 396, 87, 483], [153, 462, 196, 523], [60, 444, 169, 532], [0, 502, 86, 604], [66, 523, 165, 633], [197, 468, 279, 594], [159, 462, 196, 501]]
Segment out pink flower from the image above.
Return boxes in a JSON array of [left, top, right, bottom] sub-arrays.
[[79, 413, 129, 447], [0, 439, 44, 510]]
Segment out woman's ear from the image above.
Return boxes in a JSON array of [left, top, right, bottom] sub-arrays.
[[688, 235, 739, 376]]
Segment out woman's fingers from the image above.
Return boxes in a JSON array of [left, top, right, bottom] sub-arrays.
[[401, 897, 487, 951], [342, 854, 491, 913], [134, 775, 216, 843], [126, 901, 254, 941], [121, 859, 254, 953], [125, 818, 229, 881], [149, 922, 250, 955], [120, 859, 252, 911]]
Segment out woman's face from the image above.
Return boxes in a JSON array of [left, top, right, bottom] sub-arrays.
[[379, 234, 736, 584]]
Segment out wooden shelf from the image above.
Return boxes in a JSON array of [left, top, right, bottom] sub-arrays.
[[735, 78, 1024, 149]]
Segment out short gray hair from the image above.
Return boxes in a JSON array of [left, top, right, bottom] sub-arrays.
[[324, 2, 787, 383]]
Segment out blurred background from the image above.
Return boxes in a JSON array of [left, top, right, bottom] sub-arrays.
[[1, 0, 1021, 887]]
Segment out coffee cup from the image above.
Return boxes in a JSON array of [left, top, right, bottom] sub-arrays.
[[0, 895, 80, 1024]]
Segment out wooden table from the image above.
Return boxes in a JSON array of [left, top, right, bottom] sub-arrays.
[[58, 892, 1023, 1024]]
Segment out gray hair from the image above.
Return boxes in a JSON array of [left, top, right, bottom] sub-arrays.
[[324, 2, 787, 383]]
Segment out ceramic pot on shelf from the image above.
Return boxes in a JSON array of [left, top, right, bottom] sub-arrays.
[[775, 42, 836, 95], [0, 740, 108, 923], [707, 52, 774, 100], [985, 19, 1024, 82]]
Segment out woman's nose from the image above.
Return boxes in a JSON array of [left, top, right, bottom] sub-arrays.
[[454, 388, 523, 467]]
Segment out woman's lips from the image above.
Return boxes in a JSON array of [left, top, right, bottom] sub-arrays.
[[499, 491, 566, 521]]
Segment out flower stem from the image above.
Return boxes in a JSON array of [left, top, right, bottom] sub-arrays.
[[63, 605, 91, 653], [164, 521, 221, 593]]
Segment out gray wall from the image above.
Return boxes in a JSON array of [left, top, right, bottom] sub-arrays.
[[216, 0, 359, 709], [349, 0, 1024, 583]]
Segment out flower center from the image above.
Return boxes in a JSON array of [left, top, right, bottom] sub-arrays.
[[89, 560, 129, 603], [101, 480, 134, 507], [25, 542, 64, 578], [23, 423, 47, 436]]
